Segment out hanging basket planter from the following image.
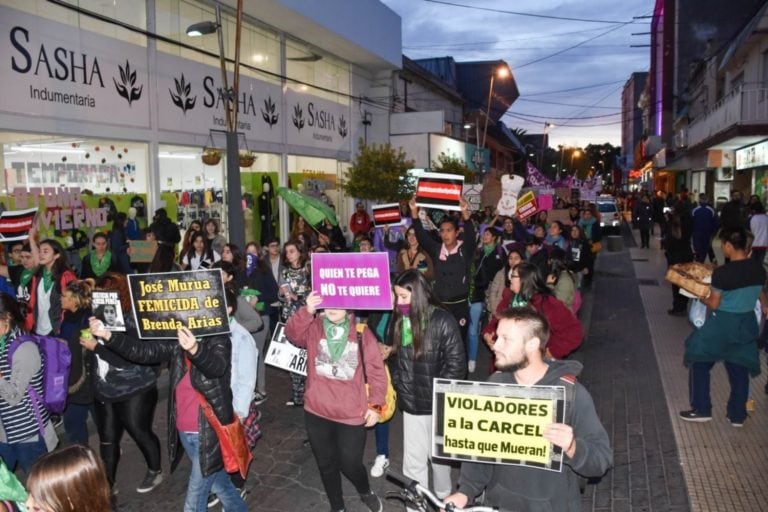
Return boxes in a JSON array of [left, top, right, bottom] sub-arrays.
[[202, 148, 221, 166], [239, 151, 256, 168]]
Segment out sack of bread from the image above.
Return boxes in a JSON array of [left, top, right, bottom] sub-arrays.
[[665, 262, 714, 297]]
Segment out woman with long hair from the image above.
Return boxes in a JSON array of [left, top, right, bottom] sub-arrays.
[[388, 270, 466, 508], [181, 220, 203, 258], [0, 293, 58, 474], [204, 219, 227, 257], [26, 445, 112, 512], [483, 262, 583, 360], [59, 280, 95, 445], [180, 232, 220, 271], [221, 243, 247, 289], [547, 248, 578, 311], [485, 246, 525, 316], [290, 216, 317, 249], [25, 239, 76, 336], [79, 273, 163, 497], [387, 225, 434, 280], [279, 239, 311, 407], [567, 224, 593, 289], [467, 227, 504, 373]]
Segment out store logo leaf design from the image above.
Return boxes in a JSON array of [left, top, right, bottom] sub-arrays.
[[338, 115, 348, 138], [113, 60, 143, 106], [169, 74, 196, 114], [261, 96, 278, 128], [292, 103, 304, 131]]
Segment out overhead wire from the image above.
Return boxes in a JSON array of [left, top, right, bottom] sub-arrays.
[[421, 0, 632, 24]]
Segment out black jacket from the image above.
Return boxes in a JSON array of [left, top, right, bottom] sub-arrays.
[[388, 308, 466, 415], [471, 247, 505, 303], [106, 332, 234, 477], [413, 219, 475, 302], [60, 309, 94, 405]]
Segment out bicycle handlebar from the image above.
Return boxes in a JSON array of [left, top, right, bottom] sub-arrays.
[[386, 469, 498, 512]]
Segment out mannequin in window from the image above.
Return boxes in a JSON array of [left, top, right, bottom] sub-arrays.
[[126, 207, 141, 240], [259, 175, 275, 245]]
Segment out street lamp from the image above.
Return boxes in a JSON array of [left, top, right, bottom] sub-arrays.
[[187, 0, 246, 249], [570, 149, 581, 175], [479, 66, 510, 171], [539, 122, 554, 169]]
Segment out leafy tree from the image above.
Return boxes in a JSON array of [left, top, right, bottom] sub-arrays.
[[340, 139, 416, 201], [431, 152, 476, 182]]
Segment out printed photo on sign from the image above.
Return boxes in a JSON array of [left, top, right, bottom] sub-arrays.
[[264, 322, 308, 376], [92, 291, 126, 332], [127, 269, 229, 339], [310, 252, 392, 310], [415, 171, 464, 212], [372, 203, 403, 227], [432, 379, 566, 472]]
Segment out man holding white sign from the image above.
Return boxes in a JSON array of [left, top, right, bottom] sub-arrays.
[[444, 308, 612, 512]]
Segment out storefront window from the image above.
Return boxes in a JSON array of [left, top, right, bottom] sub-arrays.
[[5, 0, 147, 46], [286, 39, 350, 104], [155, 0, 281, 84]]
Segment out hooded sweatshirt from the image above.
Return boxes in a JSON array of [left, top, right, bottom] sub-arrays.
[[457, 360, 612, 512]]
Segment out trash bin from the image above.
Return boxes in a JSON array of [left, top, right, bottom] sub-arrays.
[[606, 235, 623, 252]]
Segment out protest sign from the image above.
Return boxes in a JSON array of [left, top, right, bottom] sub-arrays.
[[463, 184, 483, 212], [92, 291, 126, 332], [127, 269, 229, 339], [432, 379, 566, 471], [311, 252, 392, 310], [415, 172, 464, 211], [516, 191, 538, 221], [128, 240, 158, 263], [0, 208, 37, 242], [372, 203, 402, 227], [264, 322, 307, 376]]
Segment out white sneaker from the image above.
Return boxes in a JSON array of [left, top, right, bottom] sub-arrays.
[[370, 455, 389, 478], [468, 360, 476, 373]]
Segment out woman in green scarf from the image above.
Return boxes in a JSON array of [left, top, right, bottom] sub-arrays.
[[80, 232, 119, 279], [467, 227, 504, 373]]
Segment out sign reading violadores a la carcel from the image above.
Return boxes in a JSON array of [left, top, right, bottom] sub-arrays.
[[0, 5, 351, 153]]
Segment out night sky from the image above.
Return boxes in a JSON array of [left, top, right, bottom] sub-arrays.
[[381, 0, 653, 149]]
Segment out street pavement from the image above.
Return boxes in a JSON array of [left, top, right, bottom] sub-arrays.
[[68, 223, 767, 511]]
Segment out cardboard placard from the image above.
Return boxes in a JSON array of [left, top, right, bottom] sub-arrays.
[[128, 270, 229, 339], [432, 379, 565, 471], [92, 291, 126, 332], [310, 252, 392, 310], [129, 240, 158, 263], [415, 172, 464, 211], [264, 322, 307, 376], [372, 203, 402, 227], [517, 191, 538, 221]]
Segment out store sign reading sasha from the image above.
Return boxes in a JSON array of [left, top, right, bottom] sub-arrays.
[[285, 88, 349, 151], [0, 5, 149, 127]]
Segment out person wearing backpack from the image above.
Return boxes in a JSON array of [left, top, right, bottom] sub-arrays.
[[25, 239, 76, 337], [0, 293, 58, 473]]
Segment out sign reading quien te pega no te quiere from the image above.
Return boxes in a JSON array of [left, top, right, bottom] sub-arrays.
[[310, 252, 392, 310], [128, 270, 230, 339]]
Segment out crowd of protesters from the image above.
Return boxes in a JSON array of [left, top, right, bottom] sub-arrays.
[[0, 193, 614, 512]]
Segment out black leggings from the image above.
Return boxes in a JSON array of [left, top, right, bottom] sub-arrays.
[[305, 411, 370, 511], [94, 386, 162, 485]]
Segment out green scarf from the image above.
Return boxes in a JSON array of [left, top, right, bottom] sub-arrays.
[[42, 267, 54, 293], [401, 316, 413, 347], [19, 268, 34, 289], [483, 243, 497, 257], [90, 250, 112, 277], [0, 333, 7, 354], [323, 317, 349, 362], [512, 294, 528, 308]]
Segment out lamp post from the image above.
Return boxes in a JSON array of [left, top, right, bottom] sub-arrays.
[[539, 122, 553, 169], [187, 0, 245, 249], [479, 66, 509, 172], [570, 149, 581, 175]]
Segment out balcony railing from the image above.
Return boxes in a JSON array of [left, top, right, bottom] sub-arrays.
[[687, 86, 768, 148]]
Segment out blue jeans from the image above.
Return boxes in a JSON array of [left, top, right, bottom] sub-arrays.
[[467, 301, 485, 362], [0, 434, 48, 474], [179, 432, 247, 512], [374, 421, 389, 457], [63, 403, 93, 445], [689, 361, 750, 422]]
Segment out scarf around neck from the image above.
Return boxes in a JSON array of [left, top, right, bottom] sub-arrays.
[[90, 250, 112, 276]]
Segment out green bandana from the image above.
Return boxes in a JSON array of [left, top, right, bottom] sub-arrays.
[[323, 317, 349, 362], [401, 316, 413, 347], [512, 294, 528, 308], [90, 250, 112, 277], [19, 268, 34, 289], [483, 243, 496, 257], [42, 268, 54, 293]]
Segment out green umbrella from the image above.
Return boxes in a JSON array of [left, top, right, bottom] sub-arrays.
[[276, 187, 338, 227]]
